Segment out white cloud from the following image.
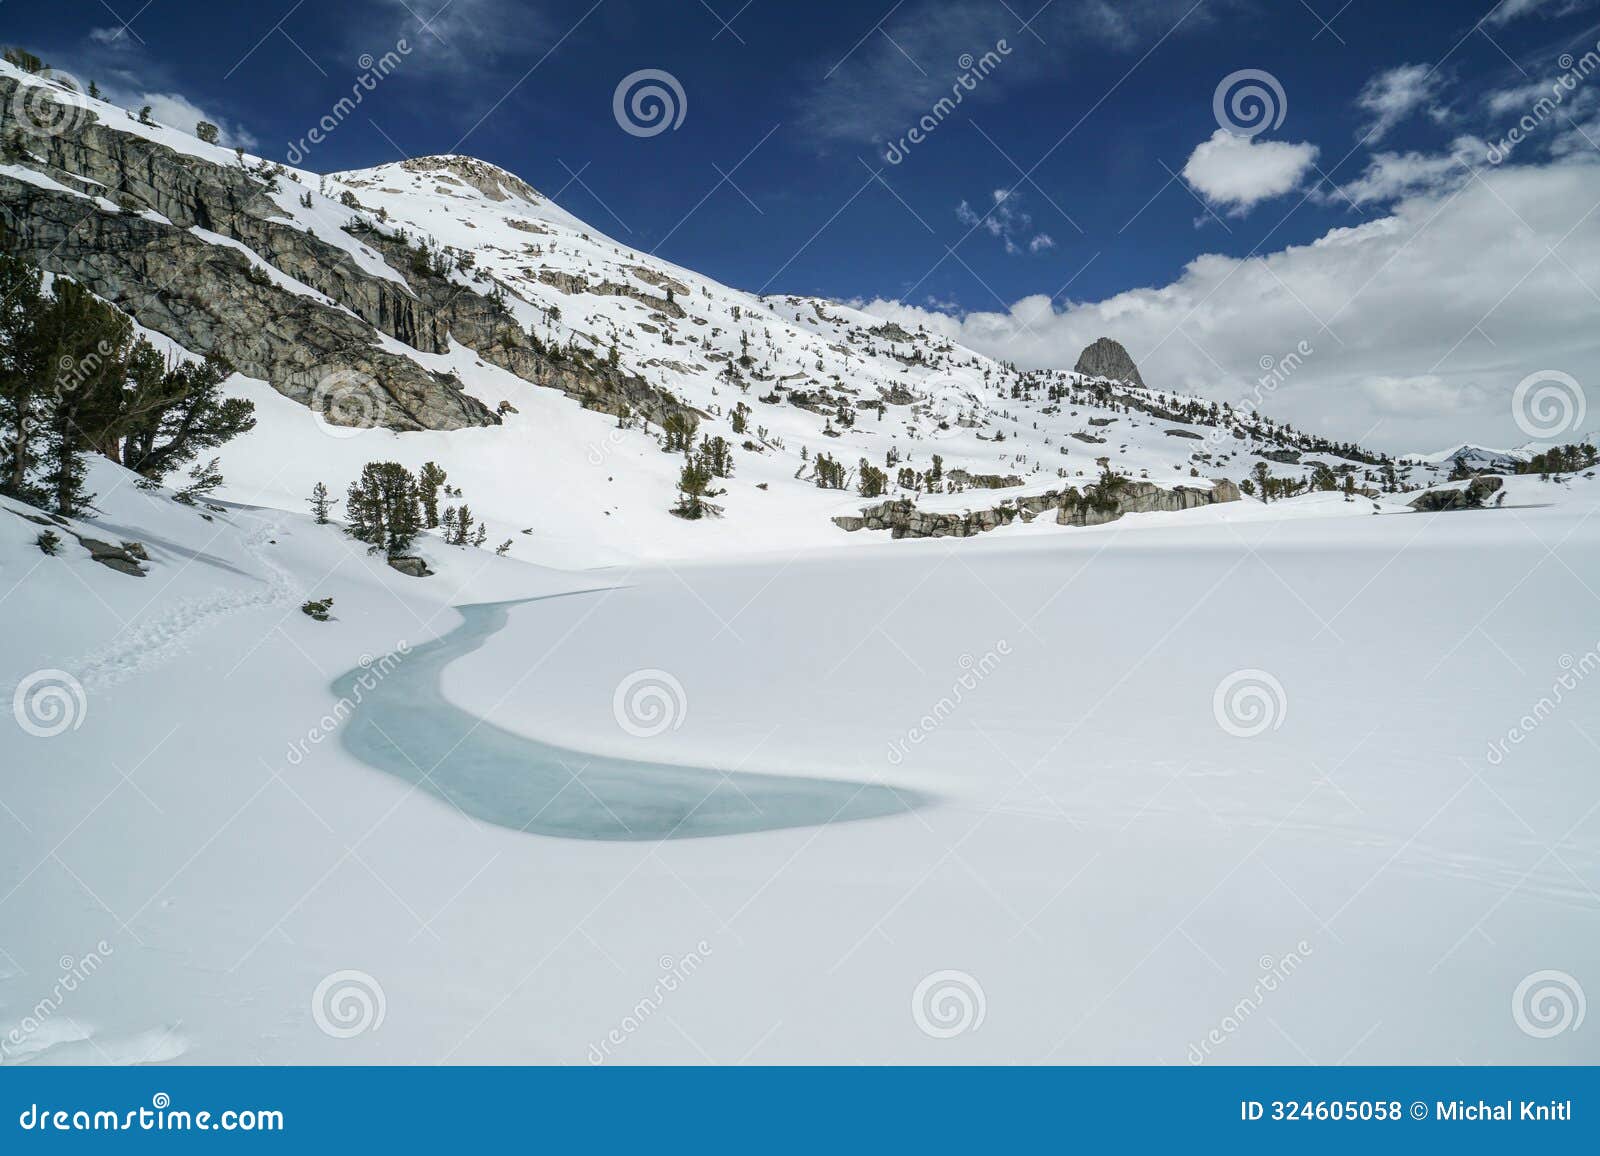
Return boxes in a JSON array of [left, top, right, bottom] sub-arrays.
[[1337, 136, 1484, 205], [373, 0, 554, 77], [1357, 63, 1445, 142], [136, 92, 257, 149], [56, 27, 258, 150], [862, 157, 1600, 451], [87, 27, 137, 51], [1181, 129, 1319, 214], [1361, 374, 1496, 416], [1484, 0, 1598, 25], [1487, 80, 1553, 117], [956, 189, 1057, 255]]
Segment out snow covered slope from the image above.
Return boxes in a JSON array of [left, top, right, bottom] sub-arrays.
[[1, 61, 1457, 567], [3, 459, 1597, 1064]]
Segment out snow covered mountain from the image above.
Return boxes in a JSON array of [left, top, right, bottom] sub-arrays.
[[0, 62, 1461, 566], [5, 56, 1600, 1071], [1402, 444, 1530, 474]]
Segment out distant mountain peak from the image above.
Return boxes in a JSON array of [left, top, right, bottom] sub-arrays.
[[1074, 337, 1144, 387]]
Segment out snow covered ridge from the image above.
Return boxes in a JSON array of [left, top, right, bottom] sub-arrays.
[[0, 58, 1488, 563]]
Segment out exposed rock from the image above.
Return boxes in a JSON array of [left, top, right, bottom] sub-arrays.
[[625, 264, 690, 297], [1409, 475, 1504, 512], [534, 268, 685, 318], [0, 85, 494, 431], [386, 555, 433, 578], [870, 321, 917, 343], [1165, 428, 1203, 439], [1073, 337, 1144, 387], [947, 469, 1023, 490], [397, 155, 542, 204], [0, 76, 692, 434], [1257, 448, 1302, 464], [1057, 479, 1236, 527], [835, 479, 1239, 539], [76, 536, 148, 576]]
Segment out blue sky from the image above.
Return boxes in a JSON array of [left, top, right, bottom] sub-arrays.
[[10, 0, 1600, 449]]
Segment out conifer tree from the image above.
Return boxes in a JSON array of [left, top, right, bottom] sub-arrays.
[[345, 462, 421, 555], [418, 461, 447, 528], [308, 482, 333, 524], [675, 459, 712, 518]]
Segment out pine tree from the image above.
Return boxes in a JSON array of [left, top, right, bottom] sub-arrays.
[[662, 411, 698, 454], [36, 280, 132, 514], [699, 435, 733, 479], [418, 461, 447, 528], [858, 459, 887, 497], [175, 457, 225, 503], [308, 482, 333, 524], [345, 462, 421, 555], [453, 504, 475, 546], [115, 350, 254, 481], [675, 458, 712, 519], [0, 249, 47, 503], [0, 255, 253, 512]]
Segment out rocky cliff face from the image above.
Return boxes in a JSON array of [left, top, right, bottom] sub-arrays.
[[0, 173, 489, 431], [1073, 337, 1145, 387], [0, 73, 687, 433], [834, 478, 1240, 539]]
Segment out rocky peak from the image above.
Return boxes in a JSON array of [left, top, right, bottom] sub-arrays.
[[395, 155, 543, 204], [1074, 337, 1144, 388]]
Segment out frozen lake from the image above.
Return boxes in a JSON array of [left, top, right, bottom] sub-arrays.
[[335, 594, 923, 840]]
